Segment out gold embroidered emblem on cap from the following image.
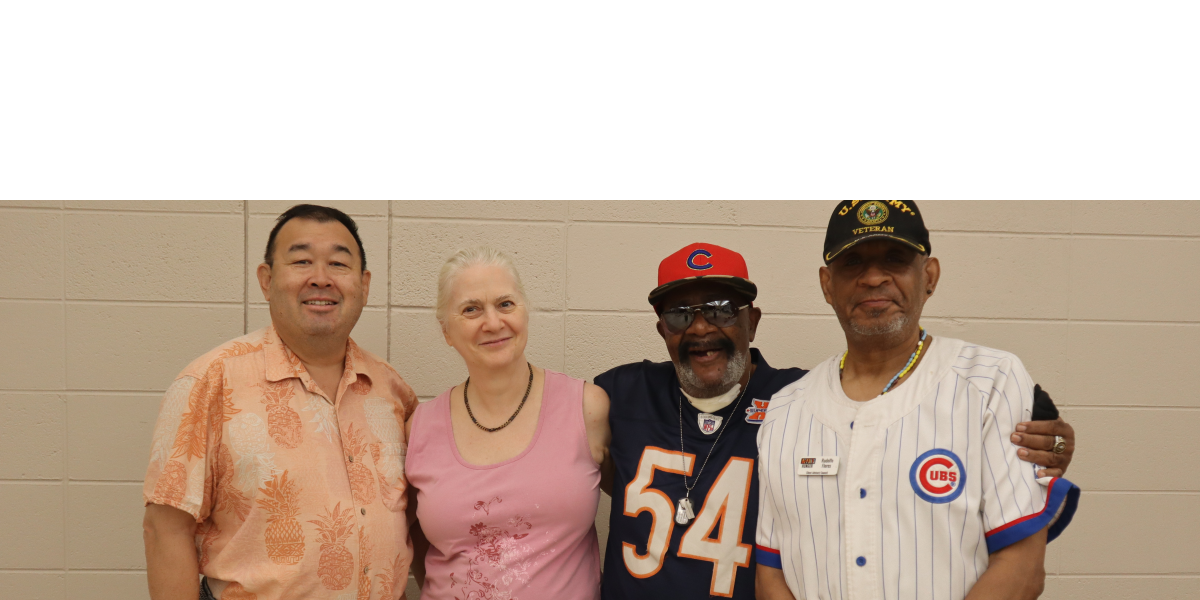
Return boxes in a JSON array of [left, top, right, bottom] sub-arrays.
[[857, 201, 889, 226]]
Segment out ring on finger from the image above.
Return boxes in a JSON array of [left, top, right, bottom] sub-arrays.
[[1052, 435, 1066, 454]]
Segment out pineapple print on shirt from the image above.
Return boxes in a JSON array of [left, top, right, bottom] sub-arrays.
[[257, 470, 305, 565], [374, 552, 405, 600], [215, 444, 251, 521], [150, 460, 189, 507], [147, 377, 195, 473], [364, 397, 406, 495], [260, 379, 303, 449], [304, 392, 339, 443], [310, 503, 356, 591], [229, 412, 280, 493]]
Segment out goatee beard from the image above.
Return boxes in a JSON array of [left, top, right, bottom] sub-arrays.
[[676, 348, 749, 399], [850, 312, 909, 337]]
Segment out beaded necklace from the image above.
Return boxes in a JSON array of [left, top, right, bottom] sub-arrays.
[[840, 327, 927, 395]]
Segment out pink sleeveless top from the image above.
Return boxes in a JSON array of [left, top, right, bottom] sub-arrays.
[[406, 370, 601, 600]]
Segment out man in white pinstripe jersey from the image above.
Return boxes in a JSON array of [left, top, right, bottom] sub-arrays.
[[755, 201, 1080, 600]]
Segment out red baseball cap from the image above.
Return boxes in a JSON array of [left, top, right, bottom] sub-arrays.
[[647, 243, 758, 307]]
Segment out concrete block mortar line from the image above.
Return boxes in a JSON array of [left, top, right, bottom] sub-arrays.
[[65, 480, 144, 486], [1067, 212, 1076, 405], [1, 389, 164, 396], [250, 210, 388, 220], [1051, 573, 1200, 578], [563, 212, 570, 365], [389, 215, 572, 226], [561, 219, 827, 232], [0, 568, 147, 573], [387, 201, 393, 364], [0, 205, 62, 214], [60, 208, 243, 217], [1046, 574, 1200, 578], [60, 200, 68, 579], [1061, 405, 1200, 411], [1080, 490, 1200, 495], [929, 226, 1200, 242], [244, 200, 250, 335], [43, 299, 245, 308], [0, 205, 235, 217], [568, 220, 1200, 241]]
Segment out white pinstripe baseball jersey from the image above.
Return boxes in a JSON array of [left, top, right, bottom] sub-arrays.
[[755, 336, 1079, 600]]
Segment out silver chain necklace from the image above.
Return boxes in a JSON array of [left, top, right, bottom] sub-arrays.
[[676, 381, 749, 525]]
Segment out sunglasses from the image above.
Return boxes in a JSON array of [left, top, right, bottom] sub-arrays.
[[660, 300, 749, 334]]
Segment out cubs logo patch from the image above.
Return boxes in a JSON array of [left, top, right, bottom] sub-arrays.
[[686, 249, 714, 270], [697, 412, 723, 435], [909, 448, 965, 504], [857, 201, 889, 226], [745, 399, 769, 423]]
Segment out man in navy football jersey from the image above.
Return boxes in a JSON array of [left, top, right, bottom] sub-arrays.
[[594, 241, 1076, 600]]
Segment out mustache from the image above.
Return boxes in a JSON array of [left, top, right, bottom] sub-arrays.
[[678, 336, 736, 363], [852, 291, 902, 305]]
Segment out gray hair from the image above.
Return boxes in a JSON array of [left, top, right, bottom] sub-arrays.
[[434, 246, 529, 326]]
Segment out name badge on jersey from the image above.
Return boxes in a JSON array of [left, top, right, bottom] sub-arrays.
[[797, 456, 839, 475], [697, 412, 723, 435]]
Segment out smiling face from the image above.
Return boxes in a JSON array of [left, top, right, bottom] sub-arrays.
[[656, 280, 761, 398], [257, 217, 371, 343], [819, 239, 939, 341], [442, 264, 529, 371]]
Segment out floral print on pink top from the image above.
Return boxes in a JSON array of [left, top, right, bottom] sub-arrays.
[[452, 502, 552, 600]]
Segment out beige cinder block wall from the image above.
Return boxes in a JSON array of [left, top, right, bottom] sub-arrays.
[[1, 200, 1197, 600]]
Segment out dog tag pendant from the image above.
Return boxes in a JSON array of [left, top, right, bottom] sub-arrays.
[[676, 497, 695, 524]]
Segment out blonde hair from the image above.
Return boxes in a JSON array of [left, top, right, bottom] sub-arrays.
[[435, 246, 529, 326]]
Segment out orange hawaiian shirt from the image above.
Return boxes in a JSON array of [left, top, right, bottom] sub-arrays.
[[144, 325, 418, 600]]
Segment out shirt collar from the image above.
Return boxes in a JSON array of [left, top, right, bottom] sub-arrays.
[[262, 325, 371, 386]]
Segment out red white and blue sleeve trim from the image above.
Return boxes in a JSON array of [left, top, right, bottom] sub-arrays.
[[755, 544, 782, 569], [984, 476, 1080, 554]]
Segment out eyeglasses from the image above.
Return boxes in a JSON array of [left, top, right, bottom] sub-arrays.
[[660, 300, 749, 334]]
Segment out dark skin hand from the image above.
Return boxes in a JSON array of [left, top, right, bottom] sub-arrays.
[[1013, 417, 1075, 478]]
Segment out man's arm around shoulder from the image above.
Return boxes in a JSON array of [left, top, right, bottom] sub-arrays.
[[143, 503, 200, 600], [966, 527, 1048, 600]]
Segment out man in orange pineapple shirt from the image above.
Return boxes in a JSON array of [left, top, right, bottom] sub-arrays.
[[142, 205, 418, 600]]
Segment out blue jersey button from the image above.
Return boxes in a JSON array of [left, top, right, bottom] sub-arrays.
[[860, 488, 867, 499], [856, 556, 866, 567], [850, 421, 854, 429]]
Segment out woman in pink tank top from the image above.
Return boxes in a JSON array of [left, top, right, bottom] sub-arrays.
[[405, 248, 610, 600]]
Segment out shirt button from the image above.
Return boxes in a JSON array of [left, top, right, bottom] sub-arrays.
[[360, 508, 366, 516], [860, 488, 867, 499], [856, 556, 866, 567], [348, 456, 354, 463], [363, 566, 369, 574], [850, 421, 854, 429]]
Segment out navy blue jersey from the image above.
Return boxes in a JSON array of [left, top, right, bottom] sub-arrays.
[[596, 349, 807, 599]]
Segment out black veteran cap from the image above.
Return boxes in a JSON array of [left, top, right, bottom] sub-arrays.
[[823, 200, 931, 264]]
